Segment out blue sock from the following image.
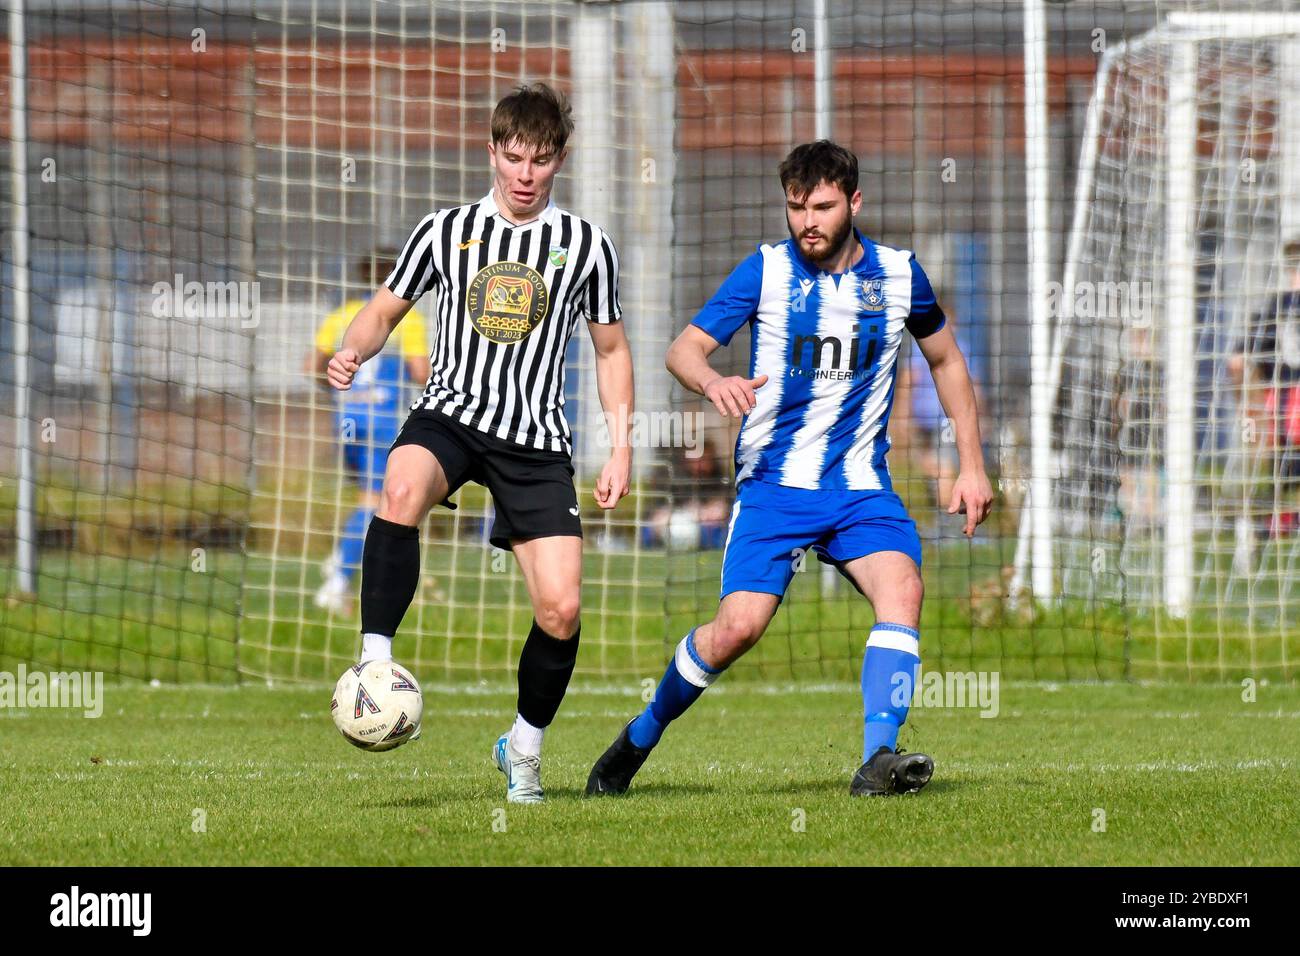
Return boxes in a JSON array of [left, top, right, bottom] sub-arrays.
[[628, 629, 722, 749], [338, 506, 376, 581], [861, 622, 921, 762]]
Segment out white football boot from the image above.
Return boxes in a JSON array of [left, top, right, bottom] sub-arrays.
[[493, 732, 544, 804]]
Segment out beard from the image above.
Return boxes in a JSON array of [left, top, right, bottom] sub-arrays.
[[787, 210, 854, 267]]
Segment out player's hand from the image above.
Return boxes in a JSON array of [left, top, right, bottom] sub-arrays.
[[327, 348, 361, 390], [703, 374, 768, 418], [947, 470, 994, 537], [594, 449, 631, 510]]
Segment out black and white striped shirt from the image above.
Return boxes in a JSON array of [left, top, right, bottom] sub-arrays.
[[384, 189, 622, 454]]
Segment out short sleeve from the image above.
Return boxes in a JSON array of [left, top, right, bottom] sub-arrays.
[[690, 249, 763, 347], [582, 230, 622, 324], [384, 214, 439, 302], [906, 254, 946, 339]]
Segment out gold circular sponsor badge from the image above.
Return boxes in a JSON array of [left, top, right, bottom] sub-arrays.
[[466, 261, 549, 343]]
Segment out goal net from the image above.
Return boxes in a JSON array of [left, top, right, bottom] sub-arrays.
[[239, 1, 679, 683], [1040, 12, 1300, 676], [5, 1, 1295, 688]]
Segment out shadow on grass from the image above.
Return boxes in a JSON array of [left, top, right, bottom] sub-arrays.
[[766, 776, 963, 798], [366, 793, 483, 810], [562, 781, 726, 799], [366, 780, 719, 808]]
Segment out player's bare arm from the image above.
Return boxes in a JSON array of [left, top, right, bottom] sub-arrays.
[[916, 323, 994, 536], [404, 355, 428, 386], [590, 142, 943, 801], [588, 319, 634, 510], [326, 287, 415, 390], [666, 324, 768, 418]]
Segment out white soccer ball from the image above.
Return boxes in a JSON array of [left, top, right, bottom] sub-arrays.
[[331, 660, 423, 752], [667, 509, 701, 550]]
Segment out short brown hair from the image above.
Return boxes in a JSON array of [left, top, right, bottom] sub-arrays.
[[779, 140, 858, 202], [491, 82, 574, 155]]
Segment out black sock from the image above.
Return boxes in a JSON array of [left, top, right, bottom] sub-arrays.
[[516, 619, 580, 728], [359, 515, 421, 637]]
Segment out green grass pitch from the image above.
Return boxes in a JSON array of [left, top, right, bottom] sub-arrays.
[[4, 543, 1296, 686], [2, 681, 1297, 866], [2, 510, 1297, 865]]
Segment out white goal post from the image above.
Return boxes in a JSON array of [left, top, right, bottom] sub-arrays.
[[1013, 9, 1300, 627]]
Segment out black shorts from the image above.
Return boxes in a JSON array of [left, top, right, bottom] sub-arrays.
[[389, 410, 582, 551]]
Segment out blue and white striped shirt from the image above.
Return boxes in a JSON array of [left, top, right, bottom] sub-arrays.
[[692, 228, 945, 492]]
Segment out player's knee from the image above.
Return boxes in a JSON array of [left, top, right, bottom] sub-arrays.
[[871, 572, 923, 630], [378, 477, 423, 523], [883, 572, 923, 618], [900, 572, 924, 610], [710, 614, 764, 660], [536, 595, 581, 639]]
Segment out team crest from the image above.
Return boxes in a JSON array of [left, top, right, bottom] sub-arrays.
[[466, 260, 549, 344], [548, 246, 568, 267], [860, 278, 885, 312]]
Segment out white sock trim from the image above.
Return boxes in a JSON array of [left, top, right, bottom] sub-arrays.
[[866, 625, 920, 657], [511, 714, 545, 756], [360, 633, 393, 663], [674, 635, 720, 689]]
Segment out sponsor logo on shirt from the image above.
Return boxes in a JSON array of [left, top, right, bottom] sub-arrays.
[[466, 260, 549, 343]]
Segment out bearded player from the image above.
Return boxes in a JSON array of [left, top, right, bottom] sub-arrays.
[[587, 140, 992, 797], [326, 83, 633, 803]]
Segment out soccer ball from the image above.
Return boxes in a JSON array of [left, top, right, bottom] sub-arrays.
[[331, 660, 423, 752], [667, 508, 702, 550]]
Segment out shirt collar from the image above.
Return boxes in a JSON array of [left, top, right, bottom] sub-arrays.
[[480, 187, 558, 227]]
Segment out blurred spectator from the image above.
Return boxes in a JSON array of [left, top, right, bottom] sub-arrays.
[[308, 250, 430, 614], [1116, 324, 1162, 529], [1228, 238, 1300, 537], [643, 437, 733, 550]]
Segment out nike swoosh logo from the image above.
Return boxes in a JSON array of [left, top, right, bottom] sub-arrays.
[[568, 506, 580, 516], [458, 239, 483, 250]]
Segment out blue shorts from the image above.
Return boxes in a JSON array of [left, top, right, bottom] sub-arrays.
[[342, 438, 390, 493], [719, 479, 922, 602], [338, 413, 397, 496]]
